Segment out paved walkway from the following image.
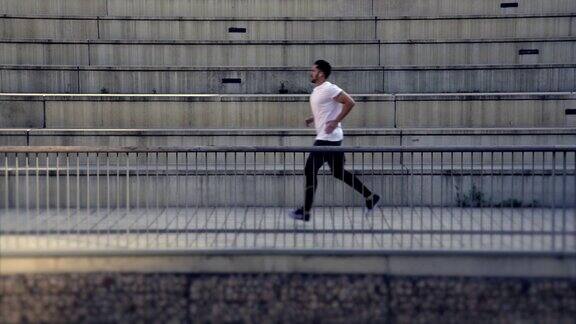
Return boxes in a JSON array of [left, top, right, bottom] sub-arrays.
[[1, 207, 574, 253]]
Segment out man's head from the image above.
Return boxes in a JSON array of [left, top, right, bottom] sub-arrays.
[[310, 60, 331, 84]]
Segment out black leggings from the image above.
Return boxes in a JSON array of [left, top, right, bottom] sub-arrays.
[[304, 140, 372, 212]]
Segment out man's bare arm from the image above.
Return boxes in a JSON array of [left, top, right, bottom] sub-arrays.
[[325, 91, 356, 134]]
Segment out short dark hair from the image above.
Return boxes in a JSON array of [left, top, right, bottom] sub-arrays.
[[314, 60, 332, 79]]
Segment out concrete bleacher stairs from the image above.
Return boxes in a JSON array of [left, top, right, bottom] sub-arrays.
[[1, 0, 575, 209]]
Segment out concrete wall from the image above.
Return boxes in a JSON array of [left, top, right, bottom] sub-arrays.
[[0, 17, 99, 40], [2, 94, 574, 128], [395, 99, 576, 128], [3, 16, 574, 41], [0, 99, 44, 128], [2, 168, 575, 207], [77, 68, 383, 94], [380, 40, 576, 66], [2, 66, 574, 94], [377, 16, 576, 41], [2, 40, 573, 66], [0, 0, 373, 17], [0, 0, 107, 16], [375, 0, 576, 17], [0, 130, 27, 146], [42, 100, 393, 129], [0, 68, 79, 93], [98, 19, 377, 41], [383, 66, 576, 93], [0, 41, 380, 66], [0, 42, 88, 65], [2, 0, 573, 17]]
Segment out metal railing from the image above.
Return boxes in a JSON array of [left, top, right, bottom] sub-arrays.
[[1, 145, 575, 254]]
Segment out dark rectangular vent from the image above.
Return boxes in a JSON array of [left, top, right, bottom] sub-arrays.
[[565, 109, 576, 115], [222, 78, 242, 84], [519, 49, 539, 55], [500, 2, 519, 8], [228, 27, 247, 33]]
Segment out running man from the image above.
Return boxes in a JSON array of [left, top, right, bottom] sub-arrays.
[[289, 60, 380, 221]]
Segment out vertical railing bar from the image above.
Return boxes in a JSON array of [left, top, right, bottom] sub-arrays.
[[126, 153, 131, 246], [561, 151, 567, 251], [165, 152, 169, 248], [479, 151, 483, 248], [361, 152, 365, 249], [460, 151, 464, 250], [530, 151, 535, 251], [245, 151, 249, 249], [500, 152, 504, 250], [510, 151, 515, 250], [105, 153, 112, 245], [35, 153, 40, 249], [115, 153, 120, 248], [490, 151, 494, 250], [135, 152, 140, 249], [420, 151, 424, 249], [196, 152, 200, 249], [145, 153, 150, 248], [96, 153, 101, 248], [76, 153, 80, 248], [272, 151, 277, 249], [176, 152, 180, 249], [66, 153, 71, 248], [155, 152, 159, 248], [520, 151, 525, 251], [253, 152, 257, 248], [449, 151, 454, 250], [204, 151, 208, 248], [371, 151, 375, 249], [185, 152, 189, 248], [224, 151, 228, 249], [542, 152, 546, 251], [86, 153, 91, 248], [430, 151, 434, 249], [25, 153, 29, 246], [234, 151, 238, 248], [551, 151, 556, 251], [390, 152, 394, 249], [409, 152, 414, 249], [440, 152, 444, 249], [352, 151, 356, 249], [470, 151, 474, 250]]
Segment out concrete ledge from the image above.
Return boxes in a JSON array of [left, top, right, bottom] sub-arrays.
[[18, 127, 576, 136], [2, 63, 574, 71], [2, 38, 575, 44], [2, 13, 574, 20], [1, 251, 575, 277], [1, 92, 573, 101]]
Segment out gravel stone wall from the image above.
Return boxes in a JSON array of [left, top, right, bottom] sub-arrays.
[[1, 274, 574, 323]]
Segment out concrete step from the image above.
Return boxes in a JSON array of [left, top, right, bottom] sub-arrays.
[[1, 38, 574, 66], [1, 93, 574, 129], [1, 64, 575, 94], [2, 0, 574, 17], [2, 162, 574, 207], [1, 14, 574, 41], [2, 128, 576, 148]]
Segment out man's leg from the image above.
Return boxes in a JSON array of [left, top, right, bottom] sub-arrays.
[[303, 150, 325, 213], [327, 151, 373, 199]]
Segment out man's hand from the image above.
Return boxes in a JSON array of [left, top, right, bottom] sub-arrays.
[[325, 120, 338, 134], [305, 116, 314, 127]]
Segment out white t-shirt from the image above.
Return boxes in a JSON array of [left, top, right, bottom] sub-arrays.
[[310, 81, 344, 141]]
